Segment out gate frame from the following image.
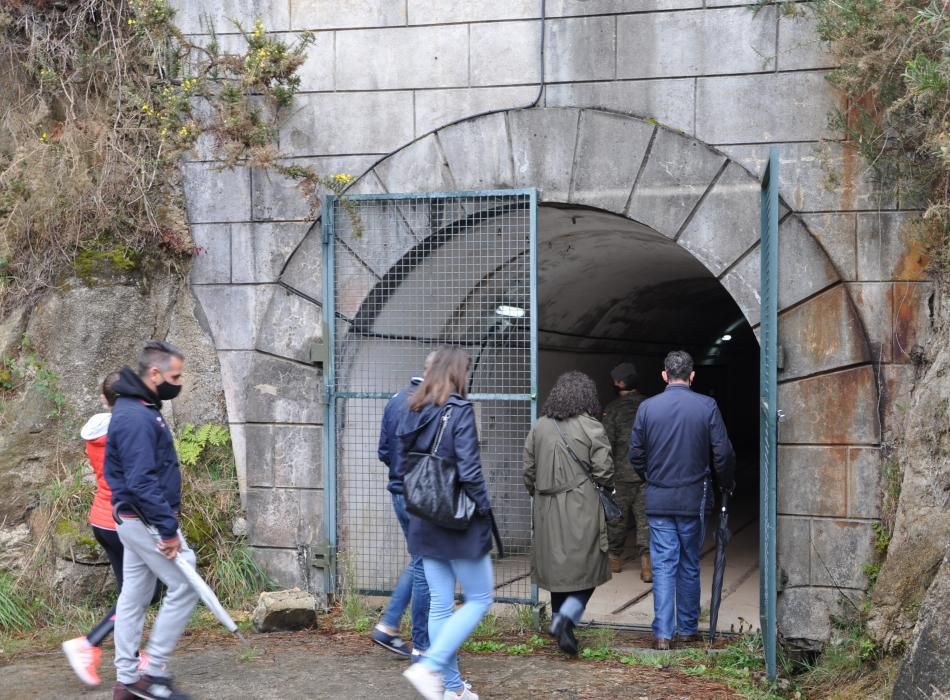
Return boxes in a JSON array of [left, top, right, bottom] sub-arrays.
[[321, 188, 539, 604]]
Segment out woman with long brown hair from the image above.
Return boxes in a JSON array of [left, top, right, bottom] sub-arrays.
[[398, 348, 497, 700], [523, 371, 614, 655]]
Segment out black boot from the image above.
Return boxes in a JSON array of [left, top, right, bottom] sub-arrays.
[[557, 618, 578, 656]]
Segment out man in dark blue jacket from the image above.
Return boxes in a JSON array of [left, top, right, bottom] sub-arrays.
[[629, 350, 736, 650], [105, 340, 198, 700], [371, 358, 432, 658]]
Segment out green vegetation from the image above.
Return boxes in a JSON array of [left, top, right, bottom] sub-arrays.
[[337, 551, 373, 633], [0, 336, 67, 420], [815, 0, 949, 274]]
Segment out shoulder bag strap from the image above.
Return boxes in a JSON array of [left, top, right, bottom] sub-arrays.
[[429, 407, 453, 456], [552, 418, 592, 479]]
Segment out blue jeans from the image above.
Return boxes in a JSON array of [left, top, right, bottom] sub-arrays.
[[422, 555, 494, 692], [381, 494, 430, 650], [649, 515, 705, 640]]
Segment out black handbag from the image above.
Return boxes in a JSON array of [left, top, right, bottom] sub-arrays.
[[553, 419, 624, 522], [403, 408, 477, 531]]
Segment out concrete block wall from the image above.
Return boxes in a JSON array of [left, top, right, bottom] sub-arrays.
[[173, 0, 931, 641]]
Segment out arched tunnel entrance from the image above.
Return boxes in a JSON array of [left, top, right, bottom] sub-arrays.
[[536, 204, 760, 631]]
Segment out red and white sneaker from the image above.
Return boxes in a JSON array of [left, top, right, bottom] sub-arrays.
[[62, 636, 102, 686]]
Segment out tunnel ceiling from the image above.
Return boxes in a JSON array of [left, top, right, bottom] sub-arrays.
[[538, 205, 746, 350]]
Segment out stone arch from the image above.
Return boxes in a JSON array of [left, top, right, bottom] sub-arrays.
[[266, 107, 880, 641]]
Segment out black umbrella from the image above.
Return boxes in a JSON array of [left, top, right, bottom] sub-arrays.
[[708, 491, 731, 643]]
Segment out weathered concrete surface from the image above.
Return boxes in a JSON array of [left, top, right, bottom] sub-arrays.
[[509, 108, 580, 200], [777, 366, 880, 445], [778, 587, 862, 649]]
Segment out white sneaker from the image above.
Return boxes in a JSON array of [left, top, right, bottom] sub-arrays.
[[403, 662, 444, 700], [61, 636, 101, 687], [444, 688, 479, 700]]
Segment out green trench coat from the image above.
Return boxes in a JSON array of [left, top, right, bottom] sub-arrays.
[[523, 414, 615, 593]]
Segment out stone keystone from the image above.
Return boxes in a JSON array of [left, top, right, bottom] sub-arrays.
[[251, 588, 318, 633]]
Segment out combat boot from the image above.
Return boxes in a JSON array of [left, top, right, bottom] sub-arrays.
[[640, 551, 652, 582]]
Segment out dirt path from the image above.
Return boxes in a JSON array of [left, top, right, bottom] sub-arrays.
[[2, 629, 744, 700]]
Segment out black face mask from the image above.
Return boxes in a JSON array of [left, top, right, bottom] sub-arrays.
[[156, 381, 182, 401]]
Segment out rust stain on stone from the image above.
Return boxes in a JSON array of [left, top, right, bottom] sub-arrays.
[[839, 142, 856, 211], [781, 366, 878, 445], [892, 229, 929, 281], [891, 282, 927, 361]]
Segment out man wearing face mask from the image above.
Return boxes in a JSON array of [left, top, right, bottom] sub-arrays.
[[105, 340, 197, 700]]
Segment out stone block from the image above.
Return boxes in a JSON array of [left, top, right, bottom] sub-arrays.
[[252, 589, 317, 632], [245, 352, 324, 424], [50, 558, 111, 605], [548, 0, 701, 13], [720, 142, 897, 214], [777, 365, 880, 445], [251, 157, 378, 222], [335, 26, 468, 91], [719, 251, 760, 327], [280, 92, 414, 155], [892, 282, 933, 363], [846, 282, 892, 363], [218, 351, 254, 423], [856, 212, 929, 282], [679, 163, 760, 275], [545, 78, 695, 135], [849, 447, 882, 520], [778, 8, 836, 71], [778, 587, 861, 644], [246, 487, 322, 548], [544, 16, 616, 83], [777, 216, 841, 310], [439, 112, 514, 189], [280, 230, 323, 303], [409, 0, 538, 23], [171, 0, 289, 34], [617, 7, 776, 79], [295, 30, 335, 92], [290, 0, 405, 30], [627, 128, 725, 237], [192, 284, 275, 350], [232, 222, 312, 284], [251, 546, 311, 591], [777, 446, 848, 517], [470, 21, 541, 87], [246, 424, 322, 489], [570, 110, 654, 212], [256, 288, 323, 363], [374, 134, 455, 195], [414, 86, 538, 136], [182, 163, 251, 223], [800, 213, 857, 281], [811, 519, 874, 588], [190, 224, 233, 284], [509, 108, 580, 201], [777, 285, 870, 381], [696, 72, 840, 144], [777, 515, 811, 588]]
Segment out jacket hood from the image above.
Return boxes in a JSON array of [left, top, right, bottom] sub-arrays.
[[80, 412, 112, 440], [112, 366, 161, 408], [396, 394, 468, 440]]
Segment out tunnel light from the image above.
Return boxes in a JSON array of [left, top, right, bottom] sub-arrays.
[[496, 305, 526, 318], [721, 334, 733, 341]]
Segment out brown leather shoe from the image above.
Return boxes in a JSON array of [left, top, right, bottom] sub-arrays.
[[653, 638, 671, 651], [609, 555, 622, 573], [640, 552, 652, 582]]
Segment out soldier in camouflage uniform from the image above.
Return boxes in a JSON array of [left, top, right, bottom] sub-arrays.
[[602, 362, 652, 581]]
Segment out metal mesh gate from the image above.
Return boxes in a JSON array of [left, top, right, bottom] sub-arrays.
[[322, 190, 538, 604]]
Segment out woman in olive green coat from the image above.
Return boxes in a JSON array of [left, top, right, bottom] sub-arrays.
[[524, 371, 614, 655]]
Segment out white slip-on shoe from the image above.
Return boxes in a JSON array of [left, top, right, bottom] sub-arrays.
[[443, 687, 479, 700], [403, 662, 444, 700]]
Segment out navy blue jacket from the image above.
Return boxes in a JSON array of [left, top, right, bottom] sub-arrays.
[[378, 376, 422, 495], [629, 384, 736, 517], [104, 367, 182, 539], [396, 395, 494, 560]]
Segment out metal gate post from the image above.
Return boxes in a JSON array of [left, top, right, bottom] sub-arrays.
[[759, 148, 779, 680], [322, 196, 339, 599]]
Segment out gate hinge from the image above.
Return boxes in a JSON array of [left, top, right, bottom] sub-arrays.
[[309, 340, 328, 366]]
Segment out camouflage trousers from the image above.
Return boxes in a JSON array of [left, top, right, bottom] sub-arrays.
[[607, 480, 650, 556]]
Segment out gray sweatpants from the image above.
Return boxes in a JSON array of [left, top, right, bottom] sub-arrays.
[[114, 519, 199, 684]]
